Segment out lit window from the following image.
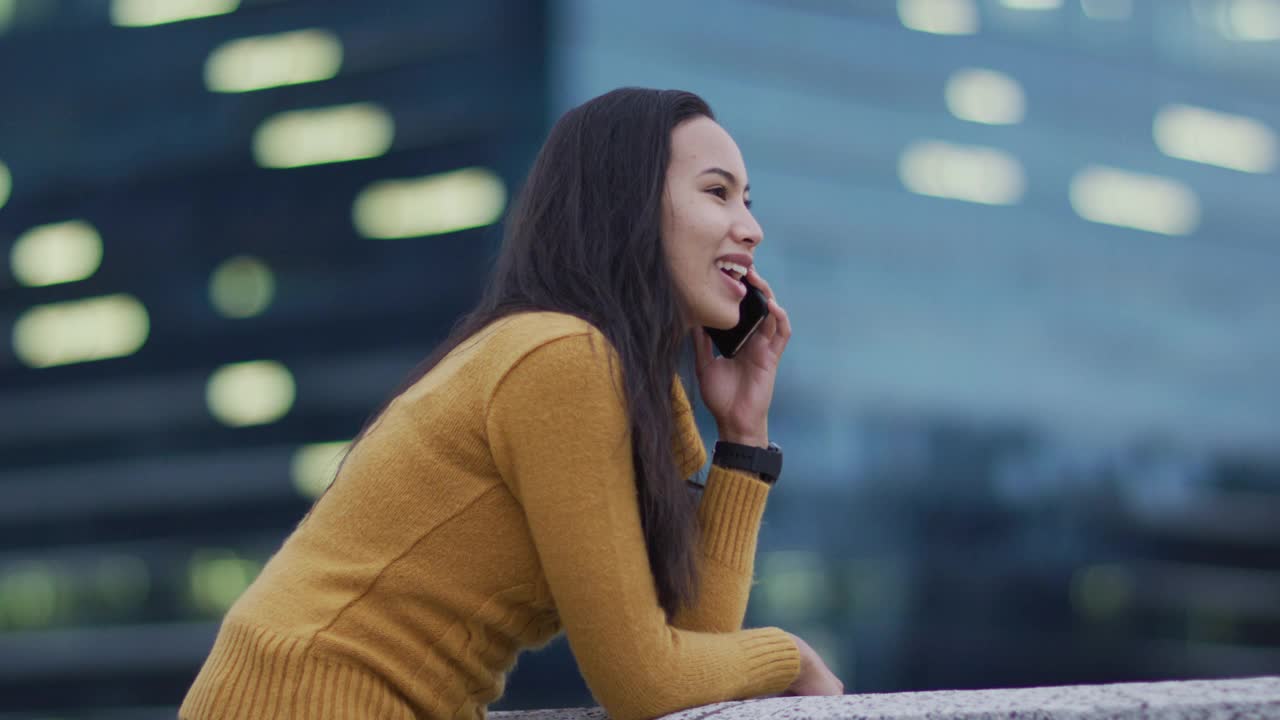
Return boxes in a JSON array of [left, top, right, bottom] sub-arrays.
[[206, 359, 296, 427], [12, 294, 149, 368], [205, 28, 342, 93], [1154, 104, 1276, 174], [111, 0, 239, 27], [1069, 165, 1200, 236], [209, 255, 275, 318], [898, 0, 979, 35], [10, 220, 103, 287], [188, 549, 259, 615], [899, 140, 1026, 205], [291, 441, 351, 498], [252, 103, 393, 168], [353, 167, 507, 239], [0, 160, 10, 208], [945, 68, 1025, 125], [999, 0, 1061, 9]]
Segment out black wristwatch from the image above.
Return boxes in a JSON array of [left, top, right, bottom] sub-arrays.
[[712, 440, 783, 485]]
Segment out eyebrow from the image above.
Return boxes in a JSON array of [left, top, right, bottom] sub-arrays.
[[698, 167, 750, 193]]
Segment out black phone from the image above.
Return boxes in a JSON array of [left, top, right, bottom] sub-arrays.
[[704, 278, 770, 358]]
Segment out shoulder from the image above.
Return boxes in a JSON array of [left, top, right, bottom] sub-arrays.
[[482, 312, 628, 427], [472, 311, 620, 386], [482, 311, 614, 358], [489, 310, 606, 345]]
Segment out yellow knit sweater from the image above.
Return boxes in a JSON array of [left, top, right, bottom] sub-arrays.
[[179, 311, 801, 720]]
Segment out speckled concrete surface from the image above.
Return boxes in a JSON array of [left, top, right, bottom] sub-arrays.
[[490, 675, 1280, 719]]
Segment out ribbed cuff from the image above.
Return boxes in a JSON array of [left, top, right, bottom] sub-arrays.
[[697, 465, 772, 572], [735, 626, 802, 696]]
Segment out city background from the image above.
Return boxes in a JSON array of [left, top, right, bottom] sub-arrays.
[[0, 0, 1277, 717]]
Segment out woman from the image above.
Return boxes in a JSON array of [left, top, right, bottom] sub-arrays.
[[180, 87, 842, 720]]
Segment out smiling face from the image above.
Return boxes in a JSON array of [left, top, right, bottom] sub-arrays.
[[661, 116, 763, 331]]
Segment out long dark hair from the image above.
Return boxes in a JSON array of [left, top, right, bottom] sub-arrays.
[[323, 88, 714, 619]]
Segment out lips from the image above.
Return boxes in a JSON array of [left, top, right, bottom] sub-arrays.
[[715, 253, 754, 272], [719, 265, 747, 299]]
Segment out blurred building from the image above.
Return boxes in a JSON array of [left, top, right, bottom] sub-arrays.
[[1, 0, 1278, 717]]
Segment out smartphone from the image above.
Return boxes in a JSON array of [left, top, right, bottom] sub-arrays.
[[704, 278, 770, 358]]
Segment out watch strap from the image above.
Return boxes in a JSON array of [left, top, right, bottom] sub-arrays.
[[711, 440, 782, 485]]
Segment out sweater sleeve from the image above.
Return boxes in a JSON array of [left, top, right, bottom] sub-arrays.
[[486, 333, 801, 720], [671, 465, 774, 633]]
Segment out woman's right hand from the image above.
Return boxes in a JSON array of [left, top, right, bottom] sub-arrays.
[[782, 631, 845, 696]]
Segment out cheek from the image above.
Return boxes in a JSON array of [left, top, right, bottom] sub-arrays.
[[664, 202, 695, 256], [669, 198, 721, 244]]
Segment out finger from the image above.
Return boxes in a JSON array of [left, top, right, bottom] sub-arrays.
[[746, 266, 775, 302], [759, 304, 779, 339], [771, 298, 790, 340], [768, 299, 791, 355]]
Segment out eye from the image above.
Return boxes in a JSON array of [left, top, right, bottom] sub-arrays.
[[708, 186, 752, 208]]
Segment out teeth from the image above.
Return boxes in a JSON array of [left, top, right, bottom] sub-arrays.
[[715, 260, 747, 280]]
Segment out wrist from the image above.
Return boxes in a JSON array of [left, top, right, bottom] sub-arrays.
[[717, 429, 768, 448], [712, 438, 783, 486]]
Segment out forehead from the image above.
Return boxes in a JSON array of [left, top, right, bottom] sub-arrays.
[[668, 116, 747, 181]]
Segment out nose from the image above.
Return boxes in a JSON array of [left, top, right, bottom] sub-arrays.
[[732, 209, 763, 248]]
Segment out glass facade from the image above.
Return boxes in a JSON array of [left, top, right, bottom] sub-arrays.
[[1, 0, 1277, 716]]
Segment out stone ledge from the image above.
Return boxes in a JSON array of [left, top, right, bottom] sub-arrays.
[[491, 675, 1280, 719]]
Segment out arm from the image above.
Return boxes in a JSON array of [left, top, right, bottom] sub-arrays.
[[671, 465, 773, 633], [487, 334, 800, 720]]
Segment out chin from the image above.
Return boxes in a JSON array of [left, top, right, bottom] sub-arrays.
[[701, 305, 740, 330]]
